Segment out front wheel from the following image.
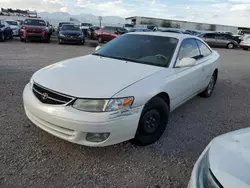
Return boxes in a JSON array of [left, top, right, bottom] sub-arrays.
[[98, 36, 103, 43], [227, 43, 234, 49], [0, 32, 5, 42], [9, 31, 13, 39], [199, 72, 217, 98], [131, 97, 169, 146]]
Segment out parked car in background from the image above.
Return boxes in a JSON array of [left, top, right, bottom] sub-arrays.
[[57, 22, 74, 33], [80, 22, 93, 36], [123, 23, 134, 32], [240, 35, 250, 50], [23, 32, 219, 147], [5, 20, 20, 36], [198, 33, 239, 49], [58, 24, 85, 45], [188, 128, 250, 188], [94, 26, 128, 43], [185, 29, 201, 35], [20, 18, 50, 42], [129, 28, 152, 32], [46, 21, 53, 36], [86, 26, 100, 39], [233, 34, 244, 44], [0, 20, 13, 42]]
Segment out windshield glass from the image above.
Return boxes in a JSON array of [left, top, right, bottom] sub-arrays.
[[125, 24, 134, 28], [24, 19, 46, 26], [93, 34, 178, 67], [59, 22, 71, 27], [81, 23, 92, 26], [6, 21, 18, 25], [61, 25, 80, 31]]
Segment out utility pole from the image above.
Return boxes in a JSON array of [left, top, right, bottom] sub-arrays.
[[98, 16, 103, 27]]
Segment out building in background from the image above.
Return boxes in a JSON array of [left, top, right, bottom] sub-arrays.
[[126, 16, 241, 33], [0, 8, 37, 18]]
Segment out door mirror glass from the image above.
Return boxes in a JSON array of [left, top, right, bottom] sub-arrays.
[[95, 45, 102, 51], [176, 57, 196, 68]]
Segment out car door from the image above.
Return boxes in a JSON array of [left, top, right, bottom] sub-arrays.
[[110, 27, 119, 40], [214, 34, 228, 47], [171, 38, 205, 107], [204, 33, 217, 47], [102, 27, 111, 41], [196, 39, 214, 87]]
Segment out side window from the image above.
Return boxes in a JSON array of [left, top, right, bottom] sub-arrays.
[[178, 39, 201, 60], [110, 27, 117, 34], [103, 27, 110, 32], [196, 40, 212, 57], [214, 34, 225, 40], [204, 33, 215, 38]]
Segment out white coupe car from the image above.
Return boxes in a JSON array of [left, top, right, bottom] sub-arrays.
[[23, 32, 220, 147], [188, 128, 250, 188]]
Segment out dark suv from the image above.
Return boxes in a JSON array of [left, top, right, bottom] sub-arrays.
[[198, 33, 239, 49], [93, 26, 127, 43]]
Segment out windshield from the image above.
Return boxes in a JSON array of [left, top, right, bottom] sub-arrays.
[[125, 24, 134, 28], [93, 34, 178, 67], [61, 25, 80, 31], [24, 19, 46, 26], [59, 22, 71, 27], [81, 23, 92, 26], [6, 21, 18, 25]]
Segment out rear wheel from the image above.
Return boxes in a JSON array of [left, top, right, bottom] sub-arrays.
[[227, 43, 234, 49], [199, 72, 217, 98], [131, 97, 169, 146]]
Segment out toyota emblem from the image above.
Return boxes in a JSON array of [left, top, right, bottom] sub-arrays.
[[41, 93, 48, 100]]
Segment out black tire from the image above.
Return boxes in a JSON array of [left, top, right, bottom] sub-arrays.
[[98, 36, 103, 43], [58, 38, 62, 44], [243, 47, 248, 51], [9, 31, 13, 39], [131, 97, 169, 146], [20, 38, 26, 42], [199, 72, 217, 98], [80, 40, 85, 45], [0, 32, 5, 42], [227, 43, 234, 49]]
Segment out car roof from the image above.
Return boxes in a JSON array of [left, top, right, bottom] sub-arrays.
[[127, 32, 199, 40]]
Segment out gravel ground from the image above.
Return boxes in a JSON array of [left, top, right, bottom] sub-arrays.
[[0, 39, 250, 188]]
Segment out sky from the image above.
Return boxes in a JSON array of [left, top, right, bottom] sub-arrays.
[[1, 0, 250, 27]]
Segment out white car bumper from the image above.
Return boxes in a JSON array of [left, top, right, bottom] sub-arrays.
[[23, 84, 143, 147]]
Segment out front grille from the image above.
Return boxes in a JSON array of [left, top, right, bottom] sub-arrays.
[[32, 83, 74, 105], [65, 34, 79, 38]]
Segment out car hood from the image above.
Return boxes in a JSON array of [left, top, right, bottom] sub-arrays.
[[209, 128, 250, 188], [32, 55, 163, 98], [10, 25, 19, 29], [60, 30, 82, 35]]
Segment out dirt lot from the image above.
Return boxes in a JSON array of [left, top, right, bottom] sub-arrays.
[[0, 39, 250, 188]]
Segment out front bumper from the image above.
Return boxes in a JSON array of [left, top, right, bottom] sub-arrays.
[[20, 30, 49, 40], [240, 44, 250, 48], [23, 84, 143, 147], [58, 36, 85, 43], [12, 29, 19, 36]]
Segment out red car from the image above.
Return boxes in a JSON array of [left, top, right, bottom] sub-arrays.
[[20, 18, 51, 42], [94, 26, 127, 43]]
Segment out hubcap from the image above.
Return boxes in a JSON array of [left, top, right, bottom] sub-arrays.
[[228, 44, 233, 49], [207, 76, 214, 94], [142, 110, 160, 134]]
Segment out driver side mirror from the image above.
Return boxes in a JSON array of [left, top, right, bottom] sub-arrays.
[[175, 57, 196, 68], [95, 45, 102, 51]]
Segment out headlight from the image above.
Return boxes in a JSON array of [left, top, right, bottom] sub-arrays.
[[29, 78, 34, 88], [59, 33, 65, 37], [72, 97, 134, 112], [197, 149, 222, 188], [78, 34, 84, 38]]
